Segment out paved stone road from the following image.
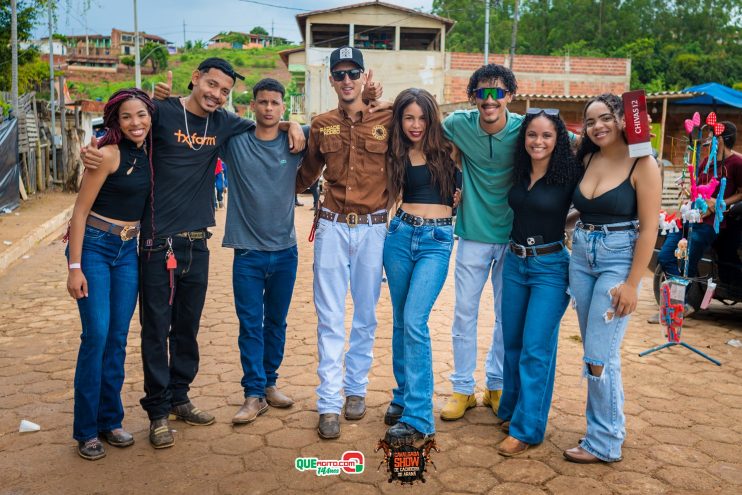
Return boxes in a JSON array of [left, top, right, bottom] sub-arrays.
[[1, 203, 741, 494]]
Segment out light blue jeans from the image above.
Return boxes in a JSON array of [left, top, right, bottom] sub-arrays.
[[499, 245, 570, 444], [449, 239, 507, 394], [384, 215, 453, 435], [313, 211, 387, 414], [569, 222, 638, 462]]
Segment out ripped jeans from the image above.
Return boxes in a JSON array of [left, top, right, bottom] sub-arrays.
[[568, 222, 638, 462]]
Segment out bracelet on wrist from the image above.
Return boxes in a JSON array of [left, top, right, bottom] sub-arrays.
[[69, 263, 81, 270]]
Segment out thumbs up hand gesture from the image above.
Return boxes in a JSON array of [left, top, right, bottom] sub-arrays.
[[153, 70, 173, 100], [80, 134, 104, 170]]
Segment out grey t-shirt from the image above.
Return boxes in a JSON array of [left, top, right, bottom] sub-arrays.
[[222, 126, 308, 251]]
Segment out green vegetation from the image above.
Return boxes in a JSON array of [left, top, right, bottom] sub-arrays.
[[69, 46, 294, 102], [0, 0, 48, 93], [433, 0, 742, 90]]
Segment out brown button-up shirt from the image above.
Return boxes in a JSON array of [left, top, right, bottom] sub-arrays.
[[296, 105, 392, 215]]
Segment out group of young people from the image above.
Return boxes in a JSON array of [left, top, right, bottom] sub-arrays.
[[67, 45, 664, 466]]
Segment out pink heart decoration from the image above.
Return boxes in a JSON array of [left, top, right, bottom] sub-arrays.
[[684, 119, 695, 135], [706, 112, 717, 126], [714, 122, 725, 136], [692, 112, 701, 127]]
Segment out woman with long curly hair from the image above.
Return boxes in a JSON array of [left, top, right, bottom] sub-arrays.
[[565, 93, 660, 463], [495, 109, 582, 456], [382, 88, 459, 446], [66, 88, 155, 460]]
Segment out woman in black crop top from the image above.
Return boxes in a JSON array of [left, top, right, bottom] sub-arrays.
[[65, 88, 155, 460], [495, 109, 581, 457], [564, 94, 661, 464], [381, 88, 459, 446]]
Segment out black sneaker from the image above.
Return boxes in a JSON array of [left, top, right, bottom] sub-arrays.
[[77, 437, 106, 460], [384, 402, 404, 426]]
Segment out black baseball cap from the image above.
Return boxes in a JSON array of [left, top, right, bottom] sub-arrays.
[[188, 57, 244, 90], [329, 46, 364, 71]]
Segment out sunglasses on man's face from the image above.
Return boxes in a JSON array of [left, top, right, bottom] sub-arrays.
[[331, 69, 363, 82], [474, 87, 509, 100], [526, 107, 560, 117]]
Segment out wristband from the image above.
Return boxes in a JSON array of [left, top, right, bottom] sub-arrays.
[[69, 263, 81, 269]]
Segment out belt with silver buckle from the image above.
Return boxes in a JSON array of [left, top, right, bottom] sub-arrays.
[[509, 240, 563, 258], [576, 221, 637, 232], [86, 215, 139, 241], [318, 209, 387, 228], [396, 210, 453, 227]]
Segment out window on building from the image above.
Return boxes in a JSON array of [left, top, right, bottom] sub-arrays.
[[310, 24, 349, 48], [400, 27, 441, 51], [354, 26, 394, 50]]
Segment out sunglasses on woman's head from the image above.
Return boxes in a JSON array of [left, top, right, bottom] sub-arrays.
[[474, 87, 509, 100], [526, 108, 560, 117], [331, 69, 363, 82]]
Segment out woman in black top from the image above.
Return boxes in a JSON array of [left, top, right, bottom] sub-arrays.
[[565, 94, 660, 464], [382, 88, 459, 446], [66, 88, 154, 460], [496, 109, 581, 456]]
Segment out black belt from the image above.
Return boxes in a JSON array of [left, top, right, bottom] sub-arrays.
[[318, 209, 387, 227], [509, 240, 564, 258], [396, 210, 453, 227], [86, 216, 139, 241], [576, 221, 637, 232]]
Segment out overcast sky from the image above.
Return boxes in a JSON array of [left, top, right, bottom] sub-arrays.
[[35, 0, 437, 45]]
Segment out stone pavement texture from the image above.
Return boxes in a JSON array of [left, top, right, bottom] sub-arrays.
[[1, 199, 741, 495]]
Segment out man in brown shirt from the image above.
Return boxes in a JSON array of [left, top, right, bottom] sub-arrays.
[[296, 46, 392, 440]]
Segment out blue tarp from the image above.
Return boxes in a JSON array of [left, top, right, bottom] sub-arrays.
[[677, 83, 742, 109]]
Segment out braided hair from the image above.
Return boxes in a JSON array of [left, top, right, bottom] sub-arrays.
[[576, 93, 625, 164], [97, 88, 157, 240], [512, 112, 581, 186]]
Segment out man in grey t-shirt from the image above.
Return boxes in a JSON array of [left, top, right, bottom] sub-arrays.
[[221, 78, 308, 425]]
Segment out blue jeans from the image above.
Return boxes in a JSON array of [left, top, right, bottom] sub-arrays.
[[498, 245, 570, 444], [233, 246, 298, 397], [384, 216, 453, 435], [569, 223, 638, 462], [68, 225, 139, 441], [658, 222, 716, 277], [449, 239, 507, 394], [313, 211, 387, 414]]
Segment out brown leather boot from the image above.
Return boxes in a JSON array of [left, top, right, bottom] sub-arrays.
[[265, 386, 294, 408], [232, 397, 269, 424]]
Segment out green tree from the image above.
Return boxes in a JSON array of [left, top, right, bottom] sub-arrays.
[[250, 26, 269, 36], [140, 42, 168, 73], [0, 0, 44, 92]]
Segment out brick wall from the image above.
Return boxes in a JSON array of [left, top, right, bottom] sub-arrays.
[[444, 52, 630, 103]]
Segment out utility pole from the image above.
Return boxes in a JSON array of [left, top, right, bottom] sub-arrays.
[[183, 19, 186, 48], [509, 0, 519, 69], [271, 19, 274, 46], [11, 0, 19, 117], [134, 0, 141, 89], [48, 2, 57, 181], [483, 0, 490, 65]]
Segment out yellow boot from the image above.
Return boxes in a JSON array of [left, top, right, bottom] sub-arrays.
[[440, 392, 477, 421], [482, 389, 502, 415]]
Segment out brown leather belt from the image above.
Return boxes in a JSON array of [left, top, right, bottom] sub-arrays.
[[318, 209, 387, 227], [86, 216, 139, 241], [509, 240, 564, 258]]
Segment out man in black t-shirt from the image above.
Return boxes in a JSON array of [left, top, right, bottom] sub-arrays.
[[82, 58, 305, 449]]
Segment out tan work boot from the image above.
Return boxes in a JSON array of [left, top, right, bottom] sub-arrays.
[[440, 392, 477, 421], [482, 389, 502, 415], [265, 386, 294, 408], [232, 397, 269, 424]]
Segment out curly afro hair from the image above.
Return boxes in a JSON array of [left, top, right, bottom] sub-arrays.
[[576, 93, 625, 164], [466, 64, 518, 99], [513, 112, 581, 187]]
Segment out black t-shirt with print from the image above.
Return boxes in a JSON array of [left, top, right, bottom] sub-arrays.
[[141, 97, 255, 238]]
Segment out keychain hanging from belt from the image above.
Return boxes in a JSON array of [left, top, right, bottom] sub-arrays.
[[166, 238, 177, 305], [308, 201, 322, 242]]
